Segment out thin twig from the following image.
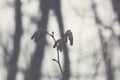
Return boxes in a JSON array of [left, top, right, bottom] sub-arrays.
[[46, 32, 56, 42], [57, 50, 64, 77], [46, 31, 64, 79]]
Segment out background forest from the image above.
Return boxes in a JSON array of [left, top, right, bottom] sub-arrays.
[[0, 0, 120, 80]]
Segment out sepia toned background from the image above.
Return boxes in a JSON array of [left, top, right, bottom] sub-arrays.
[[0, 0, 120, 80]]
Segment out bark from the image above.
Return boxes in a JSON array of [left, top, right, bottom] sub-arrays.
[[112, 0, 120, 23], [24, 0, 49, 80], [7, 0, 23, 80], [53, 0, 70, 79]]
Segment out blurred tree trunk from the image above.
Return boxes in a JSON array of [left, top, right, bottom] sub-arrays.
[[53, 0, 70, 79], [24, 0, 49, 80], [112, 0, 120, 42], [7, 0, 23, 80], [112, 0, 120, 23], [98, 31, 114, 80], [91, 0, 114, 80]]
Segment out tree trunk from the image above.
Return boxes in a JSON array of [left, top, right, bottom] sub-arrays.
[[7, 0, 23, 80], [24, 0, 49, 80], [91, 0, 114, 80], [54, 0, 70, 79]]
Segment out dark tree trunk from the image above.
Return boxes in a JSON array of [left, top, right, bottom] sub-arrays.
[[7, 0, 23, 80], [53, 0, 70, 80], [112, 0, 120, 23], [25, 38, 46, 80], [24, 0, 49, 80]]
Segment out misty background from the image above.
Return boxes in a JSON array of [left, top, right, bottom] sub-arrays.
[[0, 0, 120, 80]]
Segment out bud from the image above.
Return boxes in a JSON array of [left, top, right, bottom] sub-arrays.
[[64, 30, 73, 45], [31, 28, 46, 42], [53, 39, 63, 52]]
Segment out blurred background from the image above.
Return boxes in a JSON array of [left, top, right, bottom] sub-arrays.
[[0, 0, 120, 80]]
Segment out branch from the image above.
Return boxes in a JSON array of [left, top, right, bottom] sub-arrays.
[[47, 31, 64, 79]]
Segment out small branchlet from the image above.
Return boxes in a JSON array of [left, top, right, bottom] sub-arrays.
[[31, 28, 73, 80], [52, 30, 73, 52], [31, 29, 73, 47]]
